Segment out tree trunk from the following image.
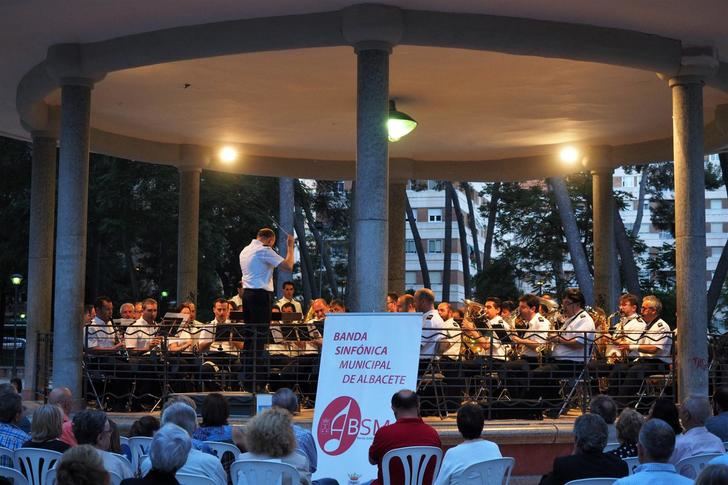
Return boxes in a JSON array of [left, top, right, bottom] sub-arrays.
[[406, 196, 431, 289], [614, 205, 641, 298], [547, 177, 594, 305], [442, 186, 453, 302], [448, 183, 472, 299], [294, 204, 314, 307], [707, 153, 728, 320], [121, 229, 139, 299], [482, 182, 500, 272], [631, 165, 651, 238], [463, 183, 482, 273]]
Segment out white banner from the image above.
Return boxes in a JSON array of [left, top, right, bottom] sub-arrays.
[[312, 312, 423, 484]]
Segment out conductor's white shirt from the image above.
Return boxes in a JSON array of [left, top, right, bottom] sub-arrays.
[[239, 239, 284, 292]]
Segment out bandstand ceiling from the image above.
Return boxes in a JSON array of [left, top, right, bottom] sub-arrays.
[[3, 0, 728, 181]]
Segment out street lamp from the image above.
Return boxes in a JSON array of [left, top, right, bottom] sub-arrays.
[[10, 273, 23, 378], [536, 279, 545, 296]]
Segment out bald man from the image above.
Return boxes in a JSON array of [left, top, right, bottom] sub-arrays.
[[48, 387, 77, 446]]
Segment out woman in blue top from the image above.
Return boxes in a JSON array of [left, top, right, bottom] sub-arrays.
[[192, 393, 232, 442]]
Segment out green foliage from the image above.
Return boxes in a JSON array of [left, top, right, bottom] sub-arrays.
[[472, 257, 519, 302]]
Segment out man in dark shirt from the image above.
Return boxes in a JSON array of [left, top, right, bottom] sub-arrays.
[[368, 390, 441, 485]]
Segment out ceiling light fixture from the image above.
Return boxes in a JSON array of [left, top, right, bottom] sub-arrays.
[[219, 146, 238, 164], [559, 146, 580, 165], [387, 100, 417, 142]]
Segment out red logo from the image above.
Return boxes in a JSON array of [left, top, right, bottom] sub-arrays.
[[317, 396, 362, 455]]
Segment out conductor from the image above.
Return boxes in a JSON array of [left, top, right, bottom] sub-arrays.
[[239, 227, 295, 326]]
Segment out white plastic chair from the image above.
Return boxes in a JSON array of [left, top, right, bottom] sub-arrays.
[[14, 448, 62, 485], [128, 436, 153, 476], [203, 441, 241, 462], [676, 452, 724, 478], [622, 456, 640, 475], [119, 436, 132, 461], [231, 459, 300, 485], [0, 465, 29, 485], [381, 446, 443, 485], [603, 443, 620, 452], [43, 467, 55, 485], [459, 457, 514, 485], [724, 441, 728, 452], [0, 446, 14, 468], [177, 472, 218, 485], [565, 479, 618, 485]]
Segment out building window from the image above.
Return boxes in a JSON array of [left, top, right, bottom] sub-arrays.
[[658, 230, 672, 240], [623, 176, 635, 188], [428, 239, 443, 253], [712, 247, 723, 258], [428, 209, 443, 222], [405, 239, 416, 254], [405, 271, 416, 285], [711, 223, 723, 233], [710, 199, 722, 209], [430, 271, 442, 284]]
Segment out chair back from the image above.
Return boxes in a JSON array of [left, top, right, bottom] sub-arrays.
[[119, 436, 132, 462], [459, 457, 514, 485], [0, 446, 14, 468], [14, 448, 62, 485], [564, 479, 618, 485], [675, 452, 724, 478], [622, 456, 640, 475], [203, 441, 241, 462], [0, 465, 29, 485], [45, 465, 121, 485], [128, 436, 153, 476], [603, 443, 620, 452], [177, 472, 219, 485], [231, 459, 301, 485], [724, 441, 728, 452], [381, 446, 443, 485]]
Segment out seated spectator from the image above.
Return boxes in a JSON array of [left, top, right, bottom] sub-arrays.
[[129, 415, 160, 437], [141, 402, 226, 484], [73, 409, 133, 479], [239, 407, 311, 485], [272, 389, 316, 471], [22, 404, 71, 453], [56, 445, 110, 485], [706, 387, 728, 441], [590, 394, 618, 443], [696, 464, 728, 485], [539, 414, 628, 485], [48, 387, 78, 446], [162, 396, 210, 453], [0, 382, 30, 434], [121, 423, 191, 485], [192, 393, 232, 442], [670, 395, 724, 465], [614, 418, 692, 484], [368, 390, 441, 485], [435, 403, 501, 485], [648, 398, 683, 436], [0, 390, 30, 466], [109, 420, 122, 455], [608, 407, 645, 459]]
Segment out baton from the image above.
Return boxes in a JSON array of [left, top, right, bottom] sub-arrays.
[[269, 216, 291, 237]]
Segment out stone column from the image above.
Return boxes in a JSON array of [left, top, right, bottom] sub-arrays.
[[52, 81, 93, 400], [177, 167, 201, 303], [388, 181, 406, 295], [672, 71, 710, 401], [24, 134, 57, 398], [592, 165, 616, 313], [277, 177, 295, 296]]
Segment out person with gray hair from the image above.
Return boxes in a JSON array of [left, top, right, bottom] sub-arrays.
[[589, 395, 618, 443], [140, 402, 226, 484], [696, 464, 728, 485], [540, 414, 628, 484], [670, 395, 724, 465], [48, 386, 77, 446], [120, 423, 191, 485], [613, 418, 692, 484]]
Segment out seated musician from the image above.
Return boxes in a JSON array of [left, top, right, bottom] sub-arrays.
[[124, 298, 161, 354], [397, 294, 417, 313], [198, 299, 244, 354], [87, 296, 125, 352], [166, 303, 197, 352], [195, 299, 244, 391], [510, 294, 550, 365], [607, 294, 647, 395], [460, 297, 510, 364], [614, 295, 672, 405], [416, 289, 448, 363]]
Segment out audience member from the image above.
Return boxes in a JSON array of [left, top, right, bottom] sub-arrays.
[[590, 394, 618, 443], [109, 419, 122, 454], [48, 386, 78, 446], [609, 408, 645, 459], [613, 419, 692, 484], [696, 464, 728, 485], [73, 409, 133, 479], [192, 393, 232, 442], [648, 398, 682, 436], [141, 402, 225, 484], [121, 423, 191, 485], [669, 396, 724, 465], [22, 404, 71, 453], [128, 415, 160, 437], [369, 390, 441, 485], [0, 382, 30, 434], [539, 414, 628, 485], [706, 387, 728, 441], [56, 445, 110, 485], [0, 390, 30, 466], [239, 407, 311, 485], [435, 403, 501, 485], [272, 388, 316, 470]]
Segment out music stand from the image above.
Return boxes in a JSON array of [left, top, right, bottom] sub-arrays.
[[157, 313, 187, 337], [229, 311, 245, 322], [281, 312, 303, 323]]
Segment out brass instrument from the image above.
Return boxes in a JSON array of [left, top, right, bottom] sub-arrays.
[[605, 311, 627, 364], [460, 299, 490, 358]]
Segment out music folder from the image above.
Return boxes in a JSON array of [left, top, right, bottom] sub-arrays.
[[281, 312, 303, 323], [490, 323, 513, 344]]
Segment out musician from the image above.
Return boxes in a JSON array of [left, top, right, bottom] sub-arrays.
[[119, 303, 135, 320], [607, 294, 647, 396], [417, 289, 448, 362], [387, 293, 399, 312], [123, 298, 161, 410], [437, 302, 462, 360], [397, 294, 416, 313], [500, 300, 517, 325], [510, 294, 550, 365], [614, 295, 672, 405], [460, 297, 510, 362], [87, 296, 125, 351], [166, 303, 199, 392], [86, 297, 128, 411], [276, 281, 303, 314], [124, 299, 161, 354], [198, 299, 243, 353], [197, 299, 244, 391], [230, 280, 243, 309], [330, 299, 346, 313]]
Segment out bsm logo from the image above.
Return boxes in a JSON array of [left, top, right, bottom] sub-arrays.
[[317, 396, 391, 456]]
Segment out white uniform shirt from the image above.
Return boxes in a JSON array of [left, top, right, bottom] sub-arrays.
[[636, 318, 672, 363], [421, 309, 446, 360], [521, 313, 550, 358], [124, 318, 158, 350], [168, 320, 203, 349], [87, 316, 116, 349], [201, 319, 242, 353], [619, 314, 647, 358], [442, 318, 462, 359], [276, 297, 303, 314], [552, 310, 595, 362], [239, 239, 284, 292], [485, 316, 511, 361]]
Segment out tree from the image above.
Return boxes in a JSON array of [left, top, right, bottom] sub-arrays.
[[462, 182, 482, 272], [442, 185, 452, 301], [405, 195, 430, 288], [473, 257, 519, 302], [481, 182, 500, 271], [447, 183, 472, 299]]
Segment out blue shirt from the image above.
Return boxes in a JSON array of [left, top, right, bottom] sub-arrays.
[[192, 425, 233, 443], [0, 422, 30, 466], [706, 411, 728, 441], [292, 423, 317, 473], [613, 463, 693, 485], [708, 454, 728, 466]]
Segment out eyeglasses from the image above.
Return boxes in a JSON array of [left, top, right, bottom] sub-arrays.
[[641, 306, 655, 311]]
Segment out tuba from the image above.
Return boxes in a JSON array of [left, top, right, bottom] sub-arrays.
[[460, 299, 489, 358]]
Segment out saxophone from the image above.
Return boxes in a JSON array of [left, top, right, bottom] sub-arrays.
[[605, 312, 626, 364]]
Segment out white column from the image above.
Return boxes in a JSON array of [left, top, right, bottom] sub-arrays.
[[592, 166, 616, 313], [177, 167, 201, 303]]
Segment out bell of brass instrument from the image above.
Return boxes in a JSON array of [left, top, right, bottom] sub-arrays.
[[605, 311, 628, 364], [460, 299, 489, 358]]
